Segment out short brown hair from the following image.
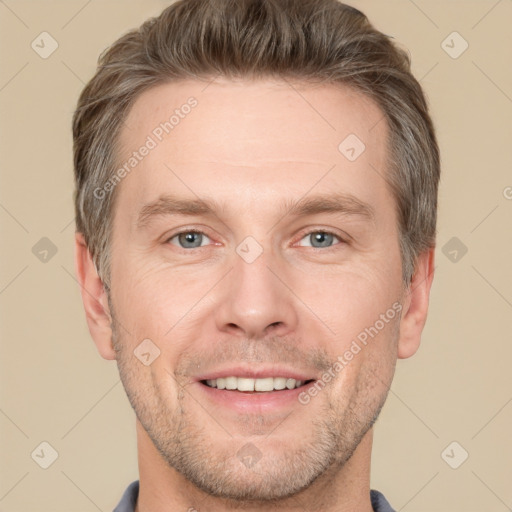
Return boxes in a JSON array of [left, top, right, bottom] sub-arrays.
[[72, 0, 440, 290]]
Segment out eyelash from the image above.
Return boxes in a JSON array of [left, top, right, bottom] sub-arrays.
[[165, 228, 347, 250]]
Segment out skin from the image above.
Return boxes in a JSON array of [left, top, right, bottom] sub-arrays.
[[75, 78, 435, 512]]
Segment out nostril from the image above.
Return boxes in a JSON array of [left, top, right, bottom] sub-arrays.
[[266, 322, 283, 332]]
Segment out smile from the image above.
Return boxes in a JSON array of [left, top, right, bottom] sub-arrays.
[[201, 377, 315, 392]]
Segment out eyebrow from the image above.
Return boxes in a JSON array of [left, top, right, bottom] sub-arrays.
[[136, 192, 376, 230]]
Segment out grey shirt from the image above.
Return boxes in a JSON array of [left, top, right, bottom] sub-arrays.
[[113, 480, 396, 512]]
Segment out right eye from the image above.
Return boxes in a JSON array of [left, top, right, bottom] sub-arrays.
[[166, 230, 213, 249]]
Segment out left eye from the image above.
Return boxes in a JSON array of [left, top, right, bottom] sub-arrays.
[[168, 231, 212, 249], [297, 231, 342, 248]]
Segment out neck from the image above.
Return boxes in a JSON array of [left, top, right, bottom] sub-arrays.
[[134, 419, 375, 512]]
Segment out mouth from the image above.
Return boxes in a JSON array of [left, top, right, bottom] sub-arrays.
[[196, 371, 318, 412], [200, 377, 316, 393]]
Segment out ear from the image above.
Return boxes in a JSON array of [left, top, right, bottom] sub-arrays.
[[74, 232, 116, 360], [397, 247, 435, 359]]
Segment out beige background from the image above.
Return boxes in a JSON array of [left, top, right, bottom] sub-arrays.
[[1, 1, 511, 511]]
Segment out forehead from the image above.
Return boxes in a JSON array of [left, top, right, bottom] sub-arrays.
[[115, 78, 391, 220], [120, 78, 387, 158]]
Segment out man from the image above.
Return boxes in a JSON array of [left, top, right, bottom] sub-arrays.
[[72, 0, 439, 511]]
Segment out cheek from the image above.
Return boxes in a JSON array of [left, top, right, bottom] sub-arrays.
[[294, 258, 402, 393], [111, 253, 215, 355], [110, 259, 162, 343], [297, 258, 401, 339]]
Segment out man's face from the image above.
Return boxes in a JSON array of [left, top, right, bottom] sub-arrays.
[[108, 79, 405, 501]]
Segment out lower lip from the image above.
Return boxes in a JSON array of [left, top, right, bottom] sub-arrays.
[[196, 381, 316, 413]]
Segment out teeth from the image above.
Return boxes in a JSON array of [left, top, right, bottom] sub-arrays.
[[237, 377, 255, 391], [255, 377, 274, 391], [204, 377, 306, 391]]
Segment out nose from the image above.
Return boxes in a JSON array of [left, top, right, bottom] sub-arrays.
[[213, 245, 299, 340]]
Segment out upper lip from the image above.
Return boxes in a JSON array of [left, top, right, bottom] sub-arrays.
[[194, 365, 317, 382]]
